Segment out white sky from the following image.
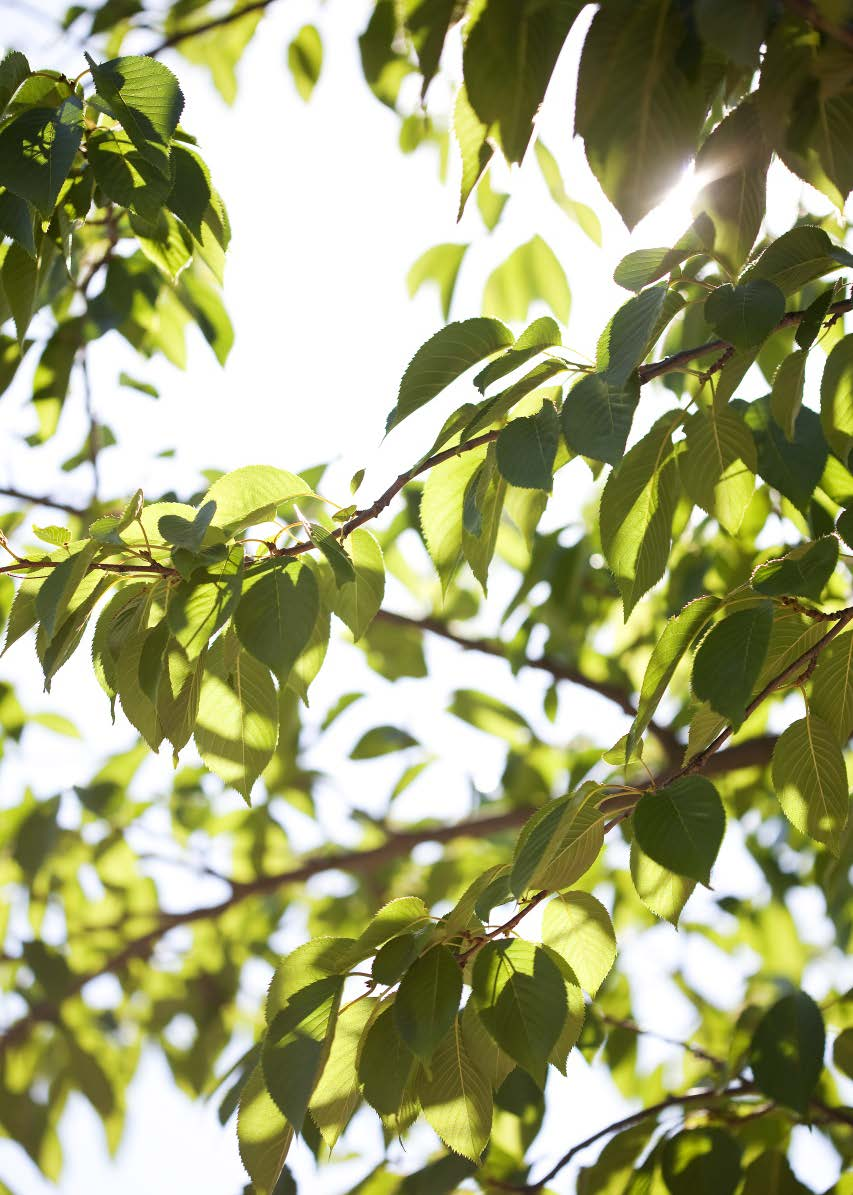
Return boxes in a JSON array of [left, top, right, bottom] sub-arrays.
[[0, 3, 850, 1193]]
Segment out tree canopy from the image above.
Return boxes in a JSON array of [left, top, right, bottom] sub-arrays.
[[1, 2, 853, 1193]]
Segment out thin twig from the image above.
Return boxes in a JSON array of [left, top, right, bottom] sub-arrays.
[[146, 0, 275, 54], [0, 488, 88, 517]]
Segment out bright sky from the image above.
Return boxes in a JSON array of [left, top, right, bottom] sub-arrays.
[[0, 3, 849, 1193]]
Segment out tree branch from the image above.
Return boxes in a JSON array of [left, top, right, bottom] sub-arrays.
[[0, 487, 88, 518], [146, 0, 276, 55], [375, 609, 682, 761]]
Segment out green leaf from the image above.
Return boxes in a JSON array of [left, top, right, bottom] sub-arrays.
[[661, 1128, 742, 1195], [463, 0, 582, 164], [408, 243, 468, 322], [471, 940, 566, 1083], [752, 537, 838, 601], [421, 443, 488, 594], [821, 333, 853, 465], [692, 97, 769, 275], [202, 465, 316, 537], [388, 318, 513, 433], [740, 1150, 811, 1195], [194, 636, 278, 804], [541, 945, 585, 1072], [796, 286, 837, 351], [600, 415, 682, 618], [462, 446, 506, 592], [704, 281, 785, 351], [483, 236, 571, 326], [742, 396, 827, 515], [510, 790, 604, 896], [771, 714, 848, 852], [2, 242, 37, 342], [534, 140, 601, 245], [156, 641, 202, 755], [561, 371, 639, 466], [633, 777, 725, 885], [0, 189, 35, 255], [350, 725, 418, 760], [630, 840, 696, 925], [349, 897, 432, 964], [394, 946, 462, 1063], [309, 996, 374, 1150], [749, 990, 825, 1112], [35, 542, 99, 642], [358, 1004, 419, 1120], [833, 1027, 853, 1079], [235, 562, 319, 683], [597, 285, 667, 387], [306, 524, 354, 588], [743, 225, 853, 296], [0, 97, 83, 213], [541, 891, 616, 997], [0, 51, 30, 114], [770, 349, 808, 442], [474, 316, 561, 393], [287, 24, 322, 101], [330, 529, 384, 640], [32, 525, 70, 548], [496, 400, 558, 490], [418, 1018, 491, 1162], [86, 126, 173, 221], [628, 595, 720, 759], [88, 54, 184, 177], [691, 603, 773, 728], [237, 1065, 294, 1195], [263, 973, 343, 1132], [810, 630, 853, 743], [453, 83, 493, 220], [679, 407, 757, 535], [167, 546, 243, 660], [115, 630, 165, 751], [575, 0, 715, 228], [695, 0, 770, 68]]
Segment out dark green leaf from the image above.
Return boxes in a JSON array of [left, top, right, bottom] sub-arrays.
[[749, 991, 825, 1112], [704, 281, 785, 351], [821, 333, 853, 465], [661, 1127, 742, 1195], [561, 371, 639, 466], [394, 947, 462, 1063], [741, 396, 827, 515], [235, 561, 319, 684], [691, 603, 773, 728], [0, 97, 83, 213], [496, 400, 558, 490], [597, 285, 667, 386], [752, 537, 838, 600], [87, 54, 183, 176], [633, 777, 726, 885], [350, 725, 418, 760]]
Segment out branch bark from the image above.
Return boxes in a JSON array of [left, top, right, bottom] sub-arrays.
[[0, 487, 88, 518], [147, 0, 276, 54]]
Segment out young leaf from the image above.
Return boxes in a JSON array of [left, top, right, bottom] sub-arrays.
[[600, 414, 682, 618], [262, 972, 343, 1132], [704, 280, 785, 350], [633, 777, 726, 885], [749, 991, 825, 1113], [350, 725, 418, 759], [474, 316, 561, 393], [234, 561, 319, 683], [561, 371, 639, 466], [418, 1018, 492, 1162], [393, 946, 462, 1063], [194, 636, 278, 804], [407, 243, 468, 322], [820, 333, 853, 466], [495, 400, 558, 490], [453, 83, 493, 220], [541, 891, 616, 997], [627, 595, 720, 759], [534, 141, 601, 245], [471, 940, 566, 1082], [388, 318, 513, 432], [202, 466, 316, 537], [771, 714, 848, 852], [330, 528, 384, 640], [691, 603, 773, 729], [511, 792, 604, 896]]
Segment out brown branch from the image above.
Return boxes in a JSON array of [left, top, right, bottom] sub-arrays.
[[0, 487, 89, 518], [784, 0, 853, 51], [146, 0, 276, 55], [375, 609, 682, 761], [595, 1011, 725, 1070], [521, 1082, 757, 1192]]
